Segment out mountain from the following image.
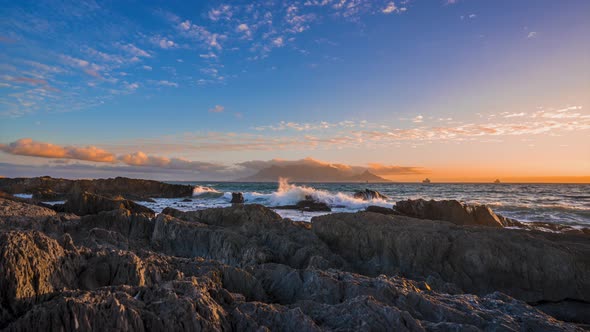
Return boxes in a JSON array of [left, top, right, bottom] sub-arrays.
[[237, 164, 390, 182]]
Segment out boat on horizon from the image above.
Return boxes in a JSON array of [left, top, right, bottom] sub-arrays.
[[422, 178, 431, 184], [494, 179, 501, 184]]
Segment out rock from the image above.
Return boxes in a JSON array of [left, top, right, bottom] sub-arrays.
[[365, 205, 399, 215], [31, 189, 65, 201], [274, 198, 331, 212], [0, 193, 586, 330], [0, 176, 193, 200], [312, 212, 590, 306], [0, 197, 56, 219], [181, 198, 192, 202], [395, 198, 507, 227], [153, 204, 343, 269], [353, 189, 388, 201], [62, 191, 155, 217], [230, 192, 244, 204]]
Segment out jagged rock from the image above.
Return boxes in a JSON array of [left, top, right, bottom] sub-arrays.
[[61, 191, 155, 217], [365, 205, 399, 215], [0, 176, 193, 200], [395, 198, 507, 227], [0, 231, 79, 317], [275, 199, 331, 212], [0, 186, 587, 329], [31, 189, 65, 201], [154, 204, 343, 269], [353, 189, 388, 201], [312, 212, 590, 306], [0, 197, 56, 218], [231, 192, 244, 204]]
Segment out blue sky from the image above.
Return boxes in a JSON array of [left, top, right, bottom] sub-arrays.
[[1, 0, 589, 181]]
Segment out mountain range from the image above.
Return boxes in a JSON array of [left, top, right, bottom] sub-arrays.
[[237, 164, 390, 182]]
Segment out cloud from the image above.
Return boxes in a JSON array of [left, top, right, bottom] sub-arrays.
[[156, 37, 176, 49], [209, 105, 225, 113], [0, 138, 115, 162], [156, 80, 178, 87], [527, 31, 537, 39], [382, 2, 398, 14], [412, 115, 424, 123], [272, 37, 284, 47], [116, 43, 151, 58]]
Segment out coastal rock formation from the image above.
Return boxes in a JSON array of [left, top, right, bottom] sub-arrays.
[[312, 212, 590, 322], [395, 198, 508, 227], [365, 205, 399, 215], [353, 189, 388, 201], [0, 176, 193, 201], [275, 199, 332, 212], [0, 191, 587, 330], [231, 192, 244, 204], [59, 191, 155, 217]]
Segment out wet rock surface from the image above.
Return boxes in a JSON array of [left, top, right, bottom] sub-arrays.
[[353, 189, 388, 201], [0, 191, 588, 331]]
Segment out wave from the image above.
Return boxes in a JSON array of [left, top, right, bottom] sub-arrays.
[[244, 178, 391, 210], [192, 185, 224, 198]]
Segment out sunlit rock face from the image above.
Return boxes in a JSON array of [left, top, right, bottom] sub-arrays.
[[0, 192, 588, 330]]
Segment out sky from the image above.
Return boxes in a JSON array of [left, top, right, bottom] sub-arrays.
[[0, 0, 589, 182]]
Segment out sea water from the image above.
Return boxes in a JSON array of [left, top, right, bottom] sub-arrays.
[[135, 179, 590, 226]]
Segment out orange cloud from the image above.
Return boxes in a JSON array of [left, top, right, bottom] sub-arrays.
[[0, 138, 115, 162]]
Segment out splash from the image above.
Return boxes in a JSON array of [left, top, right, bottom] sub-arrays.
[[266, 177, 390, 209], [192, 185, 224, 198]]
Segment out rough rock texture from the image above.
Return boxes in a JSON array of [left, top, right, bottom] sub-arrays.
[[312, 212, 590, 323], [60, 191, 155, 217], [275, 198, 332, 212], [353, 189, 388, 201], [0, 176, 193, 200], [231, 192, 244, 204], [395, 198, 508, 227], [0, 193, 587, 330], [365, 205, 400, 215], [156, 204, 342, 269]]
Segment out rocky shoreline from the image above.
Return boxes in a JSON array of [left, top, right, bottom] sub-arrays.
[[0, 178, 589, 331]]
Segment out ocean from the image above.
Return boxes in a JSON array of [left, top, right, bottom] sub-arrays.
[[133, 179, 590, 226]]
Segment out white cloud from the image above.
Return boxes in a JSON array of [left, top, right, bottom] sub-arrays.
[[382, 2, 398, 14], [117, 43, 151, 58], [413, 115, 424, 123], [527, 31, 537, 38], [156, 80, 178, 87], [272, 37, 284, 47], [209, 105, 224, 113]]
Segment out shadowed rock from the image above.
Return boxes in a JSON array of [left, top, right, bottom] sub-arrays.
[[0, 196, 587, 330], [395, 198, 508, 227], [60, 191, 155, 217], [312, 212, 590, 317], [0, 176, 193, 201], [231, 192, 244, 204]]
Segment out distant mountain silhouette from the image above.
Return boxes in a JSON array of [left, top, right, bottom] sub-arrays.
[[237, 164, 390, 182]]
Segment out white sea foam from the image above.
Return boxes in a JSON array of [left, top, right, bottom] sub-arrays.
[[192, 185, 223, 198]]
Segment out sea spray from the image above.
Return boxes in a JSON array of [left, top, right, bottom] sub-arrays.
[[192, 185, 224, 198]]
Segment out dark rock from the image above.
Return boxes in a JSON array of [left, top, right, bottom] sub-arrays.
[[31, 189, 66, 201], [0, 196, 586, 330], [0, 176, 193, 200], [152, 204, 342, 268], [181, 198, 192, 202], [275, 199, 331, 212], [395, 198, 507, 227], [312, 212, 590, 306], [365, 205, 399, 215], [353, 189, 388, 201], [230, 192, 244, 204], [62, 191, 155, 217]]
